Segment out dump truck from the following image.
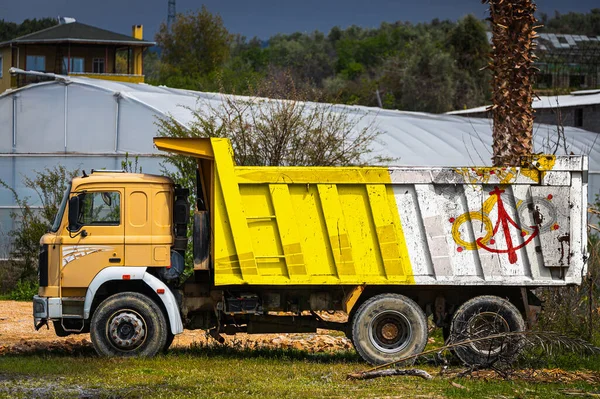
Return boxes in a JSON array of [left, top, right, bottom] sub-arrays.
[[32, 137, 588, 365]]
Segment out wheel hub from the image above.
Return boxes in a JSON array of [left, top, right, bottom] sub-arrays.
[[368, 311, 412, 354], [107, 311, 146, 350], [381, 323, 399, 340]]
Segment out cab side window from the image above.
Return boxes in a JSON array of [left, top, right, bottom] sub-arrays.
[[79, 192, 121, 225]]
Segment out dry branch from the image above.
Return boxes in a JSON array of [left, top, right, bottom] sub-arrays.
[[561, 390, 600, 398], [589, 224, 600, 234], [588, 208, 600, 216], [347, 368, 433, 381], [347, 331, 600, 380]]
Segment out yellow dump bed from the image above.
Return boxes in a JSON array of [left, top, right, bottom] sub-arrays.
[[155, 137, 588, 288]]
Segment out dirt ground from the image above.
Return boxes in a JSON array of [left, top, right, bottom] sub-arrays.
[[0, 300, 353, 355]]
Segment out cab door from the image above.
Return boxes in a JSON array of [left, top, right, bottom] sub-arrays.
[[60, 189, 125, 290]]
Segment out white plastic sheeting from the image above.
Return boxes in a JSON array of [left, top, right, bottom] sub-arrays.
[[448, 90, 600, 115], [1, 76, 599, 257]]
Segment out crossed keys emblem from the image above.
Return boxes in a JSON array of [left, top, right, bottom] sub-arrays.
[[450, 186, 556, 264]]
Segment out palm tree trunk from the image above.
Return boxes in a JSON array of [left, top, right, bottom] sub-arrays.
[[486, 0, 538, 166]]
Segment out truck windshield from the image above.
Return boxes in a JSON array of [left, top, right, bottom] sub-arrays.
[[50, 184, 71, 233]]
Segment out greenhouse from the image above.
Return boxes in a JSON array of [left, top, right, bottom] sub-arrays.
[[1, 72, 599, 257]]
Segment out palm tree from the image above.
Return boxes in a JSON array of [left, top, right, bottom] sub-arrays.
[[486, 0, 538, 166]]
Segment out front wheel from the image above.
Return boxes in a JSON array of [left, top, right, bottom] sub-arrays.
[[351, 293, 428, 365], [90, 292, 168, 357]]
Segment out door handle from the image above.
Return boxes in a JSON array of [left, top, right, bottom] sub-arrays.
[[109, 257, 121, 263]]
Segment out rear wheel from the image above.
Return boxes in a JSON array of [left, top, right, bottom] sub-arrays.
[[90, 292, 168, 357], [351, 293, 428, 365], [450, 295, 525, 366]]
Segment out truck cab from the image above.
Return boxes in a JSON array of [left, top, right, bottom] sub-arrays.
[[33, 171, 185, 355]]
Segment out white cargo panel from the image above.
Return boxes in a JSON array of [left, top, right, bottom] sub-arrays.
[[392, 156, 588, 286]]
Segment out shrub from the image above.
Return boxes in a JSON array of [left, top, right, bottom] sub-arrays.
[[0, 165, 79, 293], [7, 280, 38, 301], [156, 73, 388, 274]]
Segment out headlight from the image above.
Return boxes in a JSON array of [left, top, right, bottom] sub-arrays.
[[34, 301, 45, 313]]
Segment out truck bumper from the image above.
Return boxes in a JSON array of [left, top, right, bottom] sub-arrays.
[[33, 295, 47, 327], [33, 295, 62, 329]]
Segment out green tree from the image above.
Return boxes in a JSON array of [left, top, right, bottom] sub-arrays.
[[267, 31, 335, 86], [0, 18, 56, 42], [230, 36, 269, 71], [447, 15, 491, 110], [398, 37, 458, 113], [207, 35, 268, 94], [0, 166, 79, 291], [541, 9, 600, 36], [334, 23, 415, 81], [143, 50, 161, 84], [115, 52, 128, 74], [447, 15, 489, 72], [148, 12, 499, 113], [155, 6, 232, 86]]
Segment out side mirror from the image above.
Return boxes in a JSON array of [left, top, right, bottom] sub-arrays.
[[68, 196, 80, 231], [101, 192, 112, 207]]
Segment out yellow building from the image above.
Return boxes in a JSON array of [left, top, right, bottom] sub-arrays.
[[0, 20, 154, 93]]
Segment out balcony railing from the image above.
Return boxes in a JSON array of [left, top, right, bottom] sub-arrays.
[[68, 72, 145, 84], [11, 70, 145, 88]]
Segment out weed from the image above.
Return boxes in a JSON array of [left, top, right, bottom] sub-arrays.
[[0, 280, 37, 301]]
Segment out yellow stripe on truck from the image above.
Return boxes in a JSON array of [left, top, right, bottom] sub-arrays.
[[210, 138, 415, 286]]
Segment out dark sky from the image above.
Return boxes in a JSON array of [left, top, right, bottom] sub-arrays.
[[1, 0, 597, 41]]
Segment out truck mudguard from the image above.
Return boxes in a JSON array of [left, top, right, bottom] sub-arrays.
[[83, 266, 183, 335], [142, 272, 184, 334]]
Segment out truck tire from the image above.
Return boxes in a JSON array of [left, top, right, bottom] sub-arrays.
[[351, 293, 428, 365], [163, 331, 175, 353], [90, 292, 168, 357], [450, 295, 525, 366]]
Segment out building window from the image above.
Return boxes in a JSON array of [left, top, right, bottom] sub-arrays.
[[92, 58, 105, 74], [574, 108, 584, 127], [536, 73, 553, 88], [26, 55, 45, 72], [61, 57, 85, 74]]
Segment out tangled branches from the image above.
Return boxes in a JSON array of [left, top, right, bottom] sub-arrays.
[[348, 330, 600, 380]]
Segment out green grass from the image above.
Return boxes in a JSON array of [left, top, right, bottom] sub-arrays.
[[0, 344, 599, 399]]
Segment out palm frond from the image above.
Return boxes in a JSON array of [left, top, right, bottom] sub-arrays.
[[349, 331, 600, 379]]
